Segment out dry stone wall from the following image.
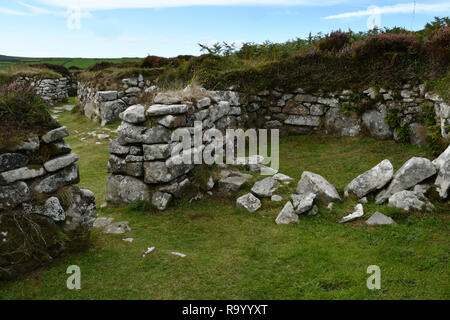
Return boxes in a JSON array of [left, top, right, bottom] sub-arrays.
[[0, 127, 96, 280], [17, 75, 77, 105]]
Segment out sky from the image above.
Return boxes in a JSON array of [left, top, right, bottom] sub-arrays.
[[0, 0, 449, 58]]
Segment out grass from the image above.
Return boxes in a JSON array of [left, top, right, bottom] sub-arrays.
[[0, 56, 142, 70], [0, 102, 448, 300]]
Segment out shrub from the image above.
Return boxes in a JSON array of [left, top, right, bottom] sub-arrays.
[[351, 33, 422, 59], [141, 55, 169, 68], [318, 30, 350, 53], [425, 26, 450, 63], [0, 82, 57, 150]]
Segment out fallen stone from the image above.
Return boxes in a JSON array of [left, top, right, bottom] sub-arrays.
[[251, 177, 279, 198], [206, 176, 215, 191], [376, 157, 437, 204], [432, 145, 450, 171], [339, 204, 364, 223], [388, 190, 435, 212], [152, 192, 173, 211], [103, 222, 131, 234], [273, 173, 294, 182], [291, 193, 316, 214], [236, 193, 262, 213], [366, 212, 397, 226], [275, 201, 299, 225], [306, 205, 319, 216], [123, 238, 134, 243], [218, 175, 251, 194], [143, 247, 155, 257], [170, 252, 186, 258], [93, 217, 115, 229], [344, 160, 394, 199], [435, 159, 450, 199], [271, 195, 283, 202], [296, 171, 341, 204]]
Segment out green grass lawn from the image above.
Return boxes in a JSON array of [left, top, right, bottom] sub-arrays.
[[0, 104, 448, 300]]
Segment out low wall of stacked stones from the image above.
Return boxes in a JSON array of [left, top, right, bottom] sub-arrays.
[[0, 127, 96, 280], [75, 79, 449, 209], [16, 75, 78, 105]]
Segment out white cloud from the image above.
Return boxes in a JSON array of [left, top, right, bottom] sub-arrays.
[[35, 0, 348, 10], [323, 2, 450, 20], [0, 7, 30, 15]]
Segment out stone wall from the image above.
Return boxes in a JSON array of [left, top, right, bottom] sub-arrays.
[[77, 74, 156, 126], [0, 127, 96, 280], [17, 75, 77, 105]]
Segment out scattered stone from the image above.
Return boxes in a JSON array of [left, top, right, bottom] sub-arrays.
[[432, 145, 450, 170], [103, 222, 131, 234], [296, 171, 341, 204], [152, 192, 173, 211], [273, 173, 293, 182], [206, 176, 215, 191], [388, 190, 435, 212], [251, 177, 279, 198], [218, 175, 251, 194], [291, 193, 316, 214], [435, 159, 450, 199], [275, 201, 299, 225], [237, 193, 262, 213], [93, 217, 115, 229], [170, 252, 186, 258], [366, 212, 397, 226], [339, 204, 364, 223], [143, 247, 155, 257], [260, 165, 278, 176], [100, 202, 108, 209], [344, 160, 394, 199], [306, 205, 319, 216], [376, 157, 437, 204], [271, 195, 283, 202], [327, 203, 334, 211], [123, 238, 134, 243]]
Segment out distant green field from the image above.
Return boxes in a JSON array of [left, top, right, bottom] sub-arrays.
[[0, 57, 142, 70]]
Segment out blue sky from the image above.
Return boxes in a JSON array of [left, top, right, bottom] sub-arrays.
[[1, 0, 449, 58]]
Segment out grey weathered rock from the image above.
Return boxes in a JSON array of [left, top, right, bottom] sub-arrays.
[[291, 193, 316, 214], [62, 187, 97, 233], [108, 140, 130, 155], [100, 100, 128, 126], [119, 104, 146, 124], [209, 101, 231, 123], [105, 175, 151, 205], [16, 136, 40, 152], [158, 115, 186, 128], [284, 115, 321, 127], [433, 145, 450, 170], [251, 177, 279, 198], [0, 182, 31, 209], [197, 97, 211, 109], [306, 205, 319, 216], [103, 222, 131, 234], [388, 190, 435, 212], [108, 155, 143, 177], [158, 177, 191, 198], [339, 204, 364, 223], [273, 173, 293, 182], [117, 122, 170, 145], [366, 212, 397, 226], [152, 192, 173, 211], [275, 201, 299, 225], [153, 92, 182, 104], [42, 126, 69, 143], [271, 195, 283, 202], [296, 171, 341, 204], [0, 166, 45, 185], [146, 104, 189, 117], [376, 157, 437, 204], [344, 160, 394, 199], [93, 217, 115, 229], [237, 193, 262, 212], [23, 197, 65, 222], [325, 108, 361, 137], [43, 153, 79, 173], [362, 106, 392, 139], [206, 176, 215, 191], [34, 164, 79, 194], [435, 159, 450, 199], [0, 153, 29, 173], [143, 144, 171, 161], [141, 126, 171, 145], [96, 91, 118, 102], [218, 175, 251, 194]]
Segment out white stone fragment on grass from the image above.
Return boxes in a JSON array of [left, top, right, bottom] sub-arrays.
[[271, 195, 283, 202], [339, 204, 364, 223], [103, 222, 131, 234], [143, 247, 155, 257], [273, 173, 294, 182], [366, 212, 397, 226], [170, 252, 187, 258], [123, 238, 134, 243]]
